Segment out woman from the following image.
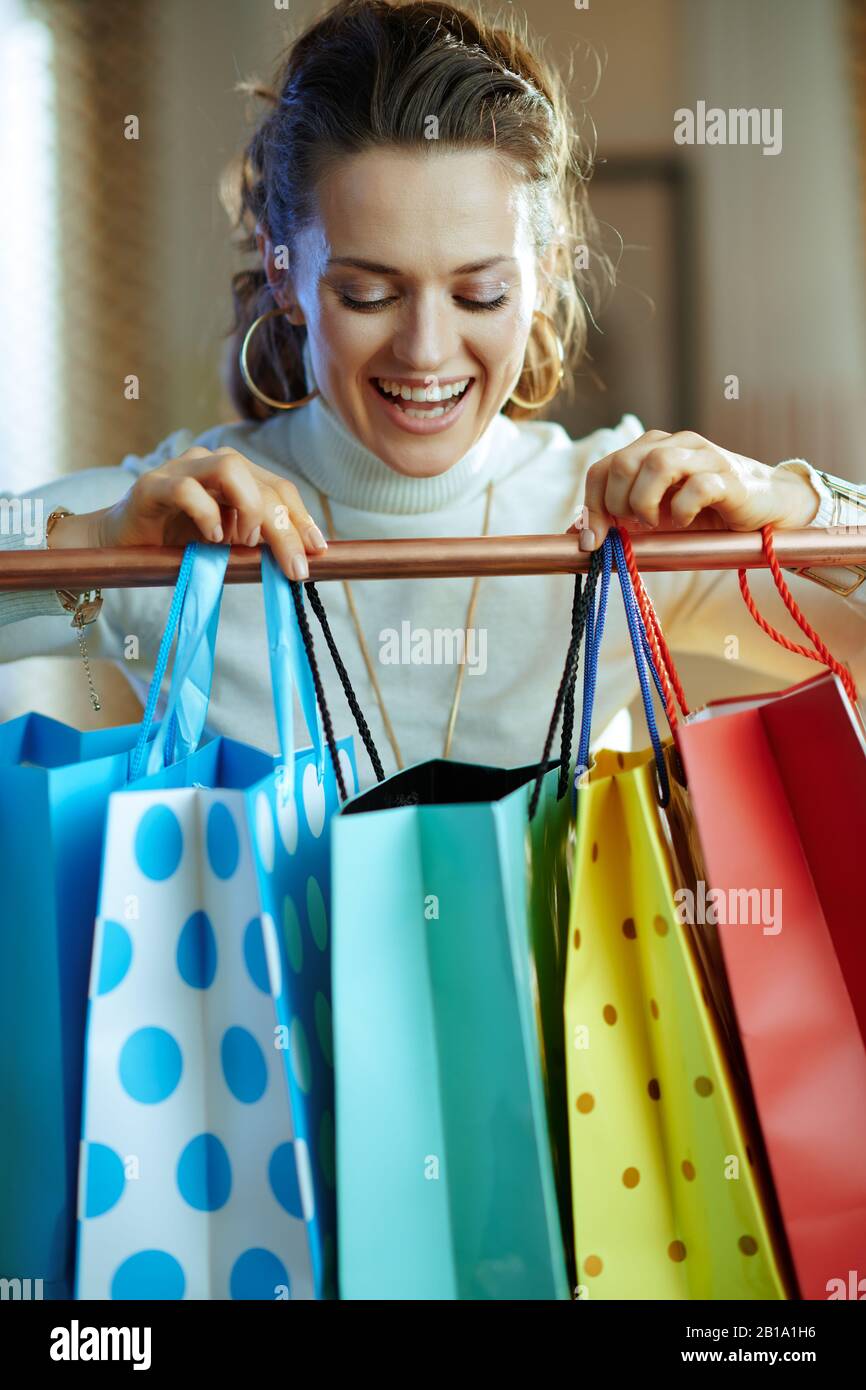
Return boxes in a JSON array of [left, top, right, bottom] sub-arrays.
[[1, 0, 864, 789]]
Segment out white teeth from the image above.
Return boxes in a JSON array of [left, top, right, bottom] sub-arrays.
[[376, 377, 471, 402], [404, 406, 445, 419]]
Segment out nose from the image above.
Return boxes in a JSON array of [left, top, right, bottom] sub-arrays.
[[389, 291, 459, 374]]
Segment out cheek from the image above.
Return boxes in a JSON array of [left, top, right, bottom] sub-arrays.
[[471, 305, 532, 381]]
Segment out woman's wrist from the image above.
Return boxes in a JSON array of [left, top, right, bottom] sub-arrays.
[[46, 509, 105, 549]]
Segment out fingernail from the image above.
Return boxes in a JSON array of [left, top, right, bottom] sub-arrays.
[[291, 554, 309, 581], [578, 528, 596, 552], [212, 524, 223, 543], [247, 526, 261, 547], [304, 524, 328, 551]]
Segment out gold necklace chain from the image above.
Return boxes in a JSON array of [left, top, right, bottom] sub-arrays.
[[316, 483, 494, 770]]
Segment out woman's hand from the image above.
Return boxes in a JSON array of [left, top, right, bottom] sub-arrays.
[[570, 429, 821, 551], [48, 446, 328, 579]]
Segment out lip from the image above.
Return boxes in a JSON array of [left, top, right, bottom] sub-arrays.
[[367, 377, 475, 435]]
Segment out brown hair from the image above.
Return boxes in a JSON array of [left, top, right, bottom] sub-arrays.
[[221, 0, 609, 421]]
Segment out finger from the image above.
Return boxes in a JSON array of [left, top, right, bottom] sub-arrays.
[[571, 430, 671, 550], [186, 449, 265, 544], [134, 472, 224, 542], [576, 459, 615, 551], [603, 447, 645, 523], [628, 445, 718, 526], [668, 472, 729, 528], [258, 485, 311, 580], [263, 478, 328, 555]]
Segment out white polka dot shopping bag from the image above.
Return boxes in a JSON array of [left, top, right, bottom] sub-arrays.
[[75, 545, 356, 1300]]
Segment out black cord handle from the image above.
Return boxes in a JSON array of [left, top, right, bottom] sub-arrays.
[[289, 580, 349, 802], [304, 579, 387, 785], [528, 549, 604, 821]]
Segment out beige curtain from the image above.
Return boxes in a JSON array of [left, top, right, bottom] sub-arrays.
[[29, 0, 171, 476]]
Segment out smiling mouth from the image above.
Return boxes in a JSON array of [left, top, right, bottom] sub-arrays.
[[372, 376, 474, 418]]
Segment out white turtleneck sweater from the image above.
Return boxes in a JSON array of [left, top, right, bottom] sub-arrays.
[[1, 396, 864, 790]]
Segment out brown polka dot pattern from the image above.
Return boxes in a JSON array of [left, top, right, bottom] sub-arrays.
[[622, 1167, 640, 1188], [576, 1093, 595, 1114], [603, 1004, 617, 1025], [622, 917, 637, 940]]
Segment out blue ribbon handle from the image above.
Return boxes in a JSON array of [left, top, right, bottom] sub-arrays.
[[261, 546, 325, 804], [131, 543, 230, 780], [574, 529, 671, 807]]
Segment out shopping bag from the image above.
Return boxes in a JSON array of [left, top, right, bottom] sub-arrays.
[[565, 530, 790, 1300], [0, 547, 204, 1300], [329, 561, 611, 1301], [676, 669, 866, 1301], [75, 547, 356, 1300]]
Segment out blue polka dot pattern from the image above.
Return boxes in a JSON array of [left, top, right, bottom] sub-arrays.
[[243, 916, 269, 994], [207, 801, 239, 879], [230, 1248, 289, 1301], [177, 1133, 232, 1212], [176, 910, 217, 989], [268, 1142, 303, 1219], [111, 1250, 186, 1300], [306, 877, 328, 951], [85, 1143, 126, 1218], [96, 920, 133, 995], [135, 805, 183, 881], [77, 739, 356, 1301], [119, 1027, 183, 1104], [221, 1026, 267, 1104]]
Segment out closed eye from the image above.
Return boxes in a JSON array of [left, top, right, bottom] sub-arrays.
[[338, 291, 511, 313]]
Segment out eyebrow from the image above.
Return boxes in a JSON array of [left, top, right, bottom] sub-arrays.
[[325, 255, 518, 276]]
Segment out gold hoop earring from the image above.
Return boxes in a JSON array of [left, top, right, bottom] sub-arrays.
[[508, 310, 565, 410], [239, 307, 320, 411]]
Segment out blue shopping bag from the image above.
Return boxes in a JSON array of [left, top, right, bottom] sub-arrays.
[[75, 547, 355, 1300], [0, 547, 212, 1300]]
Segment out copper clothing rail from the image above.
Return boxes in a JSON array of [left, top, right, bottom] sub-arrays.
[[0, 529, 865, 589]]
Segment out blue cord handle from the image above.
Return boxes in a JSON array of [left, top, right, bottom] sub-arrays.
[[130, 542, 328, 790], [261, 546, 325, 803], [129, 543, 196, 782], [138, 543, 231, 779], [574, 528, 671, 806]]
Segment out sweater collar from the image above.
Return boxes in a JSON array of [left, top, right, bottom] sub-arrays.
[[270, 340, 515, 515]]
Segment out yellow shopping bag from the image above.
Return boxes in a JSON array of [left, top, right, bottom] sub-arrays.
[[565, 746, 791, 1300]]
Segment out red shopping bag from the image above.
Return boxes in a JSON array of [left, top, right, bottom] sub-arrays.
[[676, 671, 866, 1301], [620, 522, 865, 1302]]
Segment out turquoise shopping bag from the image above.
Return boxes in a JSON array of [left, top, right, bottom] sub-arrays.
[[330, 564, 607, 1300], [75, 548, 356, 1300], [0, 548, 209, 1299]]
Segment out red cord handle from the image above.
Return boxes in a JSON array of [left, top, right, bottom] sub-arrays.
[[618, 528, 690, 728], [738, 525, 858, 705]]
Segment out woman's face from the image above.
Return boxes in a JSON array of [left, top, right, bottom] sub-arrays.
[[277, 147, 540, 476]]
